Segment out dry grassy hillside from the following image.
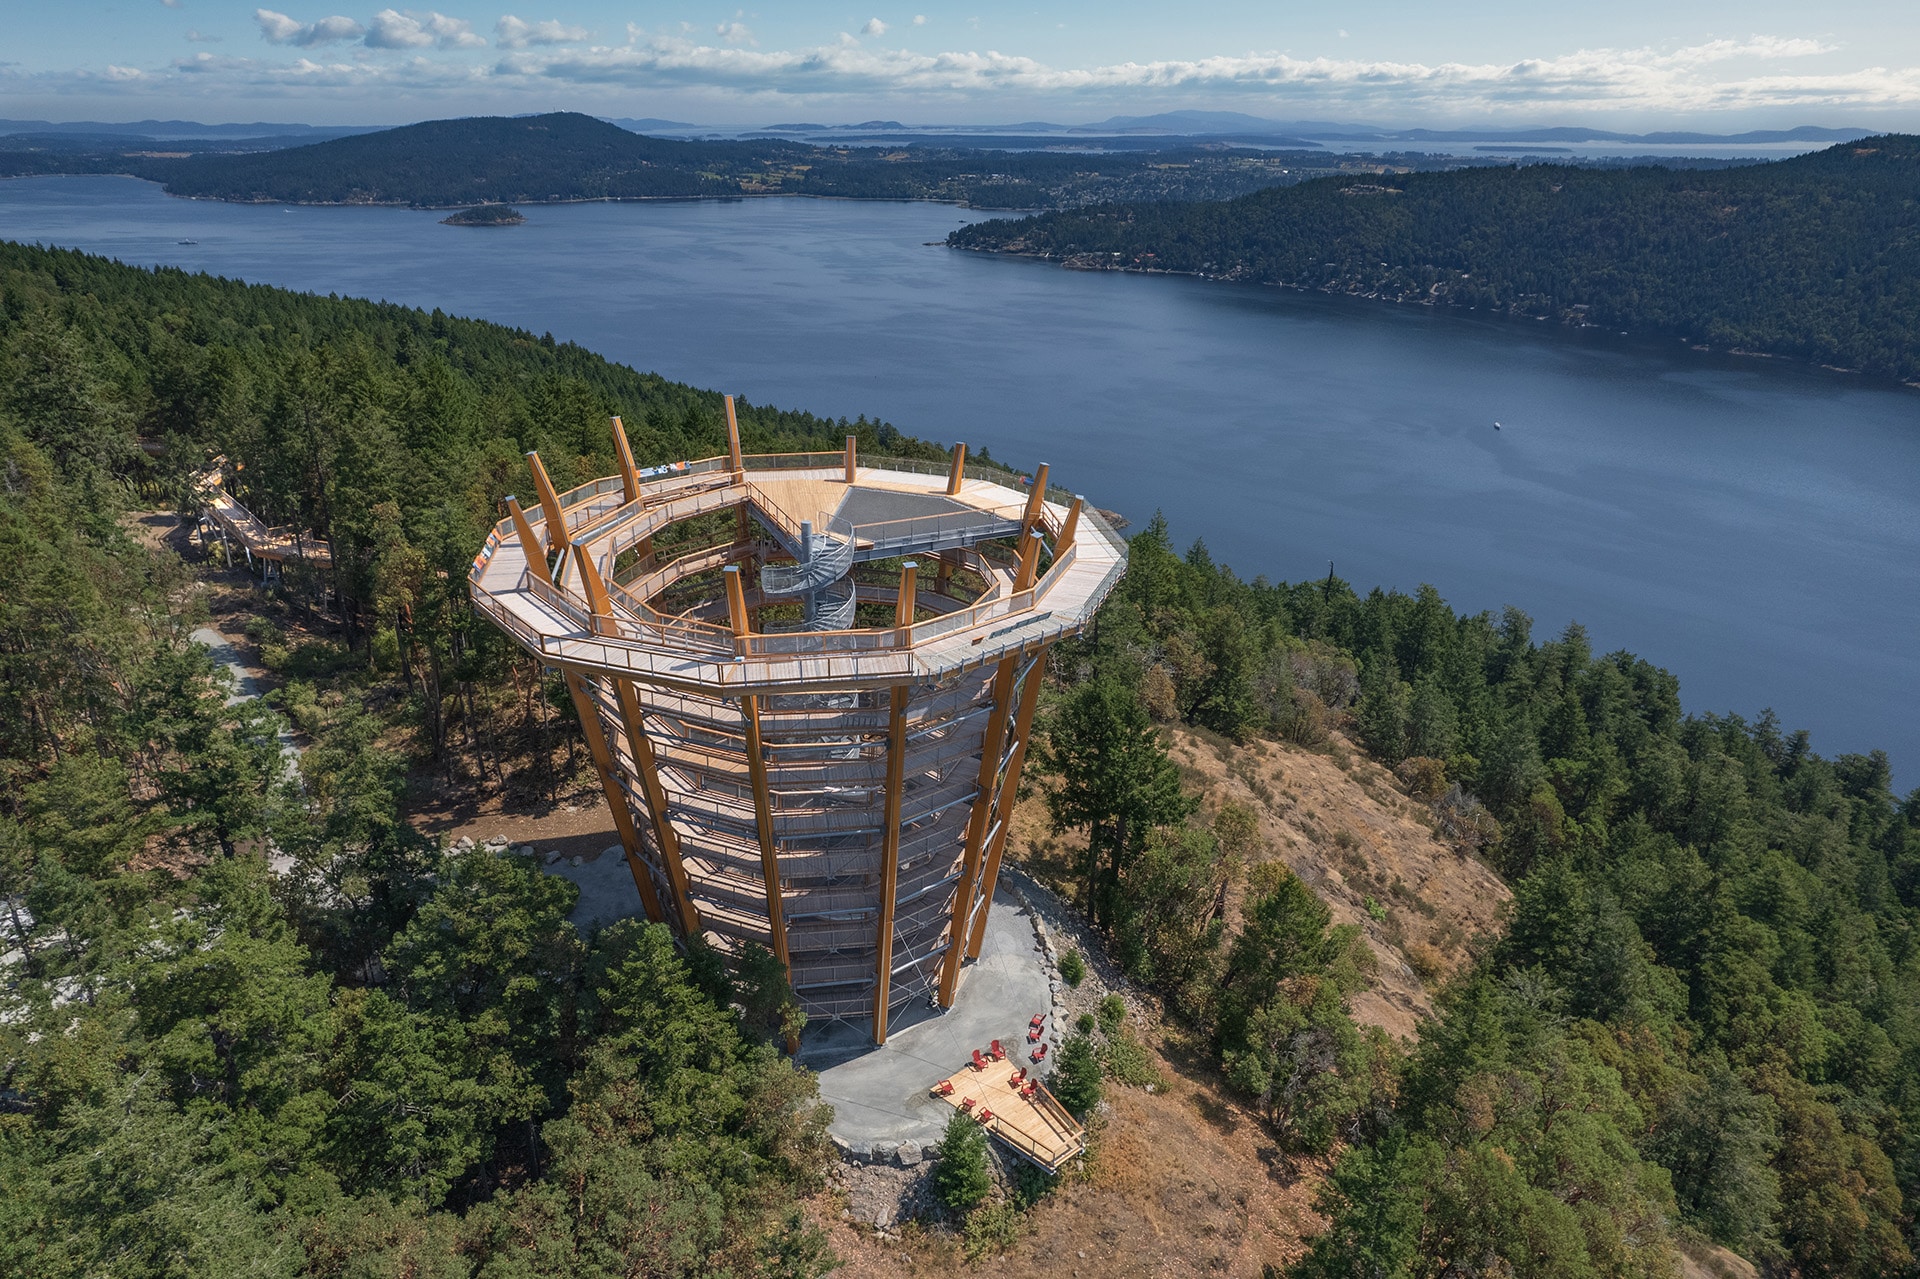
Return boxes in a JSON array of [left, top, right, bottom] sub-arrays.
[[820, 728, 1513, 1276], [1161, 727, 1511, 1039]]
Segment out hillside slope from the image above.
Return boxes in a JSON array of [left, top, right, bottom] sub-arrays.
[[1165, 728, 1509, 1039], [950, 135, 1920, 382]]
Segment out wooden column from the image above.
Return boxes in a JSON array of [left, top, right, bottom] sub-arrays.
[[966, 647, 1048, 959], [873, 681, 910, 1044], [896, 561, 918, 647], [1057, 496, 1084, 556], [946, 441, 968, 496], [526, 451, 567, 552], [936, 655, 1018, 1006], [1020, 462, 1050, 533], [1016, 527, 1045, 592], [505, 496, 551, 585], [844, 434, 857, 485], [724, 567, 791, 977], [573, 543, 700, 936], [610, 416, 642, 505], [563, 670, 667, 925], [725, 394, 744, 475], [936, 548, 959, 596]]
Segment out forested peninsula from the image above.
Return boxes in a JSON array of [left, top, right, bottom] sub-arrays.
[[17, 111, 1356, 211], [950, 134, 1920, 383], [2, 241, 1917, 1277]]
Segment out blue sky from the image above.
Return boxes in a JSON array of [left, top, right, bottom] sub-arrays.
[[5, 2, 1918, 129]]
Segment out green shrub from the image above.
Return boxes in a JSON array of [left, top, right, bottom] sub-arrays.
[[932, 1109, 991, 1213], [964, 1201, 1025, 1260], [1102, 1030, 1165, 1089], [1097, 993, 1127, 1035], [1075, 1012, 1096, 1035], [1011, 1162, 1058, 1208], [1052, 1033, 1103, 1114], [1057, 949, 1086, 987]]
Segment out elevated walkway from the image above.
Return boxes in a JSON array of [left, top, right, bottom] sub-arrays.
[[191, 459, 332, 571]]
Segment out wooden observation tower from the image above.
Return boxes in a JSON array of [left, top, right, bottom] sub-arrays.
[[468, 402, 1125, 1044]]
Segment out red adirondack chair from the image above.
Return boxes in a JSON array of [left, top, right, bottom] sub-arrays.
[[931, 1080, 954, 1097], [990, 1039, 1006, 1061], [1030, 1042, 1049, 1063], [970, 1048, 988, 1071]]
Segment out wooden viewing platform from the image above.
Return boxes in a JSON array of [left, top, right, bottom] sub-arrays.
[[469, 403, 1127, 1045], [932, 1057, 1087, 1172]]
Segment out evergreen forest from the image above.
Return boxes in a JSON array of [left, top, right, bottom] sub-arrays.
[[1, 240, 1915, 1276], [951, 133, 1920, 383]]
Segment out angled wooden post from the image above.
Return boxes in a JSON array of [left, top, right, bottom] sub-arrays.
[[725, 394, 744, 475], [563, 669, 667, 925], [740, 694, 790, 972], [722, 565, 791, 983], [526, 451, 567, 552], [946, 441, 968, 496], [967, 647, 1048, 959], [1016, 527, 1045, 592], [873, 682, 909, 1044], [844, 434, 857, 485], [1020, 462, 1050, 533], [936, 548, 959, 595], [896, 561, 918, 647], [572, 543, 700, 936], [724, 564, 752, 644], [1057, 496, 1084, 556], [505, 496, 552, 586], [937, 654, 1018, 1005], [610, 416, 642, 505]]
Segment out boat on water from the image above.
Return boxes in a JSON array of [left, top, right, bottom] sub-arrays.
[[1493, 421, 1503, 430], [177, 239, 198, 245]]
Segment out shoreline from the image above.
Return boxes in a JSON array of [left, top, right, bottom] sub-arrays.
[[945, 243, 1920, 393]]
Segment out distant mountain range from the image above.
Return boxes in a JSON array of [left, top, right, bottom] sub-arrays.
[[73, 111, 1357, 210], [0, 112, 1879, 152]]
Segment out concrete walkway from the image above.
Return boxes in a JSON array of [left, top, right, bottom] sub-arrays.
[[797, 888, 1055, 1159]]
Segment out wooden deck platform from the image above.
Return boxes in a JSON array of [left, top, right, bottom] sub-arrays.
[[931, 1055, 1087, 1172]]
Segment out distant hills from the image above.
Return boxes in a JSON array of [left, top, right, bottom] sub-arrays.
[[74, 111, 1369, 210], [951, 134, 1920, 384], [0, 117, 376, 142]]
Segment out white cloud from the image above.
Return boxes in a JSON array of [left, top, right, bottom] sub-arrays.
[[366, 9, 486, 50], [256, 9, 365, 46], [862, 18, 888, 37], [185, 29, 221, 42], [468, 31, 1920, 119], [495, 16, 590, 48], [913, 15, 927, 25], [160, 0, 184, 9], [23, 27, 1920, 123]]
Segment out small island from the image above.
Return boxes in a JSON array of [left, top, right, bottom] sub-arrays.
[[440, 203, 525, 227]]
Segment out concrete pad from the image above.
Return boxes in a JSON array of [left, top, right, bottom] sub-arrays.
[[543, 845, 648, 933], [797, 887, 1053, 1155]]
